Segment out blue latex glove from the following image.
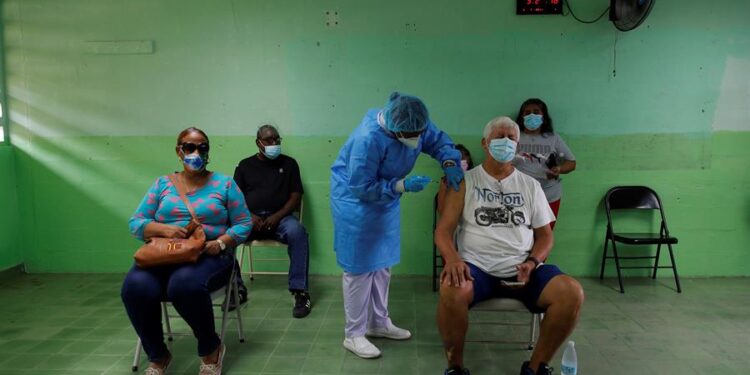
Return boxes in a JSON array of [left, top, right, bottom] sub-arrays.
[[404, 175, 432, 193], [443, 165, 464, 191]]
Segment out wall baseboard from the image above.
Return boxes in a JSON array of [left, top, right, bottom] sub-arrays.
[[0, 264, 25, 280]]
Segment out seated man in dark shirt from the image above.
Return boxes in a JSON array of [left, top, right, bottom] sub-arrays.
[[234, 125, 312, 318]]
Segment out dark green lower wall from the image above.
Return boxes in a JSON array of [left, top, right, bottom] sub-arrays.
[[0, 146, 21, 271], [12, 131, 750, 276]]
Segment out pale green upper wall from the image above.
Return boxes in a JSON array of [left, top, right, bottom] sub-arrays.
[[3, 0, 748, 139], [2, 0, 749, 275], [0, 146, 20, 270]]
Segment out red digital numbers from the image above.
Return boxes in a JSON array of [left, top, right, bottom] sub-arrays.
[[518, 0, 562, 14]]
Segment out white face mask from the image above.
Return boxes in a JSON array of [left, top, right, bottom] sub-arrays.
[[460, 159, 470, 171], [398, 136, 420, 149]]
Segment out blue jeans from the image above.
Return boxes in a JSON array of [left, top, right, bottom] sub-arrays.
[[121, 252, 234, 362], [252, 213, 310, 292]]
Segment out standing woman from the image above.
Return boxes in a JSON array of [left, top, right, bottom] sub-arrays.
[[123, 127, 252, 375], [330, 92, 463, 358], [512, 98, 576, 230]]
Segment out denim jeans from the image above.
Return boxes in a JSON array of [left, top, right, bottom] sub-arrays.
[[252, 212, 310, 292], [121, 252, 234, 362]]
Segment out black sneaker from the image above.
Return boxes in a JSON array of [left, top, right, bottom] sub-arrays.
[[520, 361, 553, 375], [444, 367, 470, 375], [223, 284, 248, 312], [292, 291, 311, 318]]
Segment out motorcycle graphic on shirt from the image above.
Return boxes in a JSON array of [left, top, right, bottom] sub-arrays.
[[472, 187, 527, 227], [474, 205, 526, 227]]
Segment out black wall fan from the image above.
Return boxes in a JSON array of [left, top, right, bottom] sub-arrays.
[[610, 0, 655, 31]]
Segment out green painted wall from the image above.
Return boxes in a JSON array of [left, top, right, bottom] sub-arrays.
[[0, 146, 20, 270], [3, 0, 749, 275]]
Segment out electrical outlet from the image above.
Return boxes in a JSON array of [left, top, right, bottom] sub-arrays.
[[325, 10, 339, 28]]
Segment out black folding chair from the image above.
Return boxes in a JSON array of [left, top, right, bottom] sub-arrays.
[[600, 186, 681, 293]]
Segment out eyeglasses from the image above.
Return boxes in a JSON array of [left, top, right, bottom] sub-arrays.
[[180, 142, 210, 154], [259, 136, 282, 145]]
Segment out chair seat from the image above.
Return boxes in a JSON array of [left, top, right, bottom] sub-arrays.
[[472, 298, 527, 311], [249, 239, 285, 247], [612, 232, 678, 245]]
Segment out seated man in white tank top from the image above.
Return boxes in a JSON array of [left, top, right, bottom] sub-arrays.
[[434, 116, 585, 375]]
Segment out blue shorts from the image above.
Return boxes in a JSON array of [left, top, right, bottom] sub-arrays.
[[467, 262, 565, 314]]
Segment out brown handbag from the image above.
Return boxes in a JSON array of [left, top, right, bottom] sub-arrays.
[[134, 174, 206, 268]]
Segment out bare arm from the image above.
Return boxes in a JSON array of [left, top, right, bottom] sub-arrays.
[[274, 192, 302, 220], [547, 160, 576, 179], [435, 179, 473, 287], [517, 224, 554, 282], [143, 222, 187, 240], [436, 178, 448, 215], [559, 160, 576, 174], [263, 192, 302, 230]]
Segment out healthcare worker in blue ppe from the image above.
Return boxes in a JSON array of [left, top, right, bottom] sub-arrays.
[[330, 92, 464, 359]]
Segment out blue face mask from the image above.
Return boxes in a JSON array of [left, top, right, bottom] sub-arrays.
[[489, 138, 517, 163], [183, 154, 206, 171], [523, 114, 544, 131], [263, 145, 282, 159]]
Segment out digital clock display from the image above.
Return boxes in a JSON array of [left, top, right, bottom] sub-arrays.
[[517, 0, 563, 15]]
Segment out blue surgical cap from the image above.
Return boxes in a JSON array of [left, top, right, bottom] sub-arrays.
[[382, 92, 429, 133]]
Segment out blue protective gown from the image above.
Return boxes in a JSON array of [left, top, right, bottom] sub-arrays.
[[330, 109, 461, 274]]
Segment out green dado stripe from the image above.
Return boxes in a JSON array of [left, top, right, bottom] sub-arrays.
[[9, 132, 749, 276]]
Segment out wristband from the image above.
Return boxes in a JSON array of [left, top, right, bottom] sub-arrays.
[[525, 255, 542, 269], [442, 160, 457, 168]]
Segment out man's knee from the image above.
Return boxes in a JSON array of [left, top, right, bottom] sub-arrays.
[[281, 216, 308, 241], [439, 280, 473, 308], [546, 275, 584, 308]]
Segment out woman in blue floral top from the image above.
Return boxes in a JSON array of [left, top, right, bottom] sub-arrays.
[[122, 127, 252, 375]]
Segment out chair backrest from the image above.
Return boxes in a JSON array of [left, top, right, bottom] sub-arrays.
[[433, 193, 439, 230], [605, 186, 661, 211], [295, 200, 304, 222], [604, 185, 669, 233]]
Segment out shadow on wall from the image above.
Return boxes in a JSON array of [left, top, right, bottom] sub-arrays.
[[9, 105, 179, 272], [13, 147, 138, 272]]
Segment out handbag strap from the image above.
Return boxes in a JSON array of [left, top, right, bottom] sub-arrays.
[[168, 173, 200, 223]]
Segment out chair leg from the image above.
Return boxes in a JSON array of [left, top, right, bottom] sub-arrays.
[[599, 234, 610, 280], [667, 244, 682, 293], [132, 338, 143, 372], [247, 245, 255, 281], [652, 244, 662, 279], [233, 277, 246, 343], [162, 302, 173, 341], [238, 244, 246, 275], [220, 278, 234, 342], [611, 242, 625, 293], [528, 313, 538, 350]]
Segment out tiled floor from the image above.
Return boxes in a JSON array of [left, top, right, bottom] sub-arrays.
[[0, 273, 748, 375]]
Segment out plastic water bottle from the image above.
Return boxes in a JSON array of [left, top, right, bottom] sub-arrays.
[[561, 340, 577, 375]]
